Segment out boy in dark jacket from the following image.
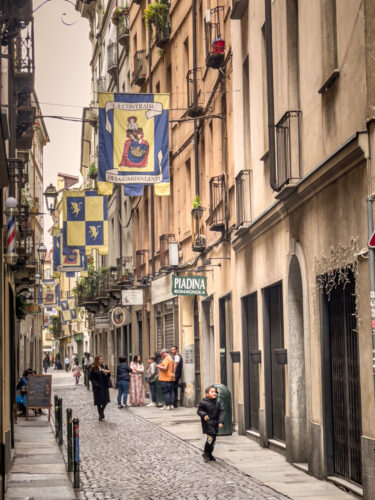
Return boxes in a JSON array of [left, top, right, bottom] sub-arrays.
[[197, 385, 224, 462]]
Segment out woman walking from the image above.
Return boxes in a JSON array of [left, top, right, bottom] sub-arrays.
[[72, 362, 81, 385], [130, 354, 145, 406], [89, 355, 111, 421], [116, 356, 132, 408]]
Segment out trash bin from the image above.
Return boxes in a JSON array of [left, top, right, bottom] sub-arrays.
[[213, 383, 232, 436], [154, 373, 164, 407]]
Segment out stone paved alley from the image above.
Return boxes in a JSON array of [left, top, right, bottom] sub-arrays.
[[50, 371, 356, 500]]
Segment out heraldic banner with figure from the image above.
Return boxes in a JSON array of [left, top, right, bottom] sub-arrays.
[[98, 93, 169, 185], [62, 190, 108, 256]]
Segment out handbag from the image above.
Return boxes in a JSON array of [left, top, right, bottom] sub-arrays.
[[107, 376, 113, 388]]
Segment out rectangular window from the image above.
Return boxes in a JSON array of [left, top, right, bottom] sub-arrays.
[[319, 0, 339, 93]]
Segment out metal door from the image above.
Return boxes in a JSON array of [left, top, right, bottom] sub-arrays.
[[328, 273, 362, 484], [116, 329, 121, 359], [156, 315, 163, 352], [243, 293, 260, 431], [164, 313, 174, 349], [264, 284, 285, 442]]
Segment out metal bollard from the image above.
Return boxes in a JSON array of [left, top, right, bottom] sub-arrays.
[[67, 408, 73, 472], [54, 395, 59, 439], [58, 397, 63, 446], [73, 418, 80, 489]]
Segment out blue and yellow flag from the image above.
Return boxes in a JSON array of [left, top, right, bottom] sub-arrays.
[[58, 233, 87, 273], [98, 93, 169, 187], [60, 298, 77, 324], [62, 190, 108, 256], [40, 280, 60, 307]]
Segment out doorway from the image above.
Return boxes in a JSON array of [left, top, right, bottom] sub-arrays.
[[263, 283, 285, 442], [322, 269, 362, 485], [242, 292, 260, 431], [201, 297, 215, 390], [219, 294, 233, 396], [194, 297, 201, 405]]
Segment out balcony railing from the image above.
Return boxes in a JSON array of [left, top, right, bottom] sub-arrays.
[[209, 174, 227, 232], [191, 207, 206, 252], [204, 7, 225, 69], [133, 50, 147, 87], [159, 234, 175, 269], [116, 256, 134, 284], [117, 16, 130, 49], [275, 110, 301, 191], [107, 42, 118, 76], [186, 68, 204, 118], [155, 23, 171, 49], [97, 76, 107, 92], [235, 170, 252, 227], [135, 249, 148, 280]]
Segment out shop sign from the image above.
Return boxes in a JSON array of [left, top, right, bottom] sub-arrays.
[[122, 289, 143, 306], [172, 275, 207, 297], [111, 306, 128, 328], [95, 315, 110, 329], [151, 273, 173, 305]]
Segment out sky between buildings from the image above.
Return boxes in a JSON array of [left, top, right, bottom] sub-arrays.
[[33, 0, 91, 248]]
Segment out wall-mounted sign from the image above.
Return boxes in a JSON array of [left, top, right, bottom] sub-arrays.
[[111, 306, 127, 328], [122, 289, 143, 306], [151, 273, 173, 305], [172, 275, 207, 297], [95, 315, 110, 330]]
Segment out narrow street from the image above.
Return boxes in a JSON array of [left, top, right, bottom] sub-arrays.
[[53, 371, 287, 500], [50, 371, 355, 500]]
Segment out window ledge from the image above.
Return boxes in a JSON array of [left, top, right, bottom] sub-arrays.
[[318, 68, 340, 94]]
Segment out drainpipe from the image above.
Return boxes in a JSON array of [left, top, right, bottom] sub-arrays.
[[367, 195, 375, 399], [192, 0, 199, 196], [264, 0, 278, 191], [148, 27, 155, 275]]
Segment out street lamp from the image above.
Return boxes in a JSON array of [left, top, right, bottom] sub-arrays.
[[37, 243, 47, 264], [43, 183, 58, 215]]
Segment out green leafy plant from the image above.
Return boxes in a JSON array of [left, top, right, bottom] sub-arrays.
[[88, 163, 98, 179], [16, 294, 27, 321], [192, 194, 201, 209], [51, 315, 60, 336], [143, 0, 169, 31]]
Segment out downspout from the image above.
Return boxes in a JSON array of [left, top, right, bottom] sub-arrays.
[[192, 0, 199, 196], [367, 195, 375, 399], [264, 0, 278, 191], [148, 27, 155, 275]]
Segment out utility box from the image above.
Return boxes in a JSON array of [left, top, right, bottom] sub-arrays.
[[214, 383, 232, 436]]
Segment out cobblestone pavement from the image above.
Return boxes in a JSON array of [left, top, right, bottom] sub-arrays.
[[54, 382, 289, 500]]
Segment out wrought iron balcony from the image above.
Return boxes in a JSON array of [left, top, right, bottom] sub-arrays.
[[97, 76, 107, 92], [235, 170, 252, 227], [135, 250, 148, 280], [159, 234, 175, 269], [186, 68, 204, 118], [275, 110, 301, 196], [155, 23, 171, 49], [117, 16, 130, 50], [204, 6, 225, 69], [133, 50, 147, 87], [14, 22, 34, 95], [191, 207, 206, 252], [116, 256, 134, 285], [107, 42, 118, 76], [209, 174, 227, 232]]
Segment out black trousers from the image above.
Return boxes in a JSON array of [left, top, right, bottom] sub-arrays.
[[173, 379, 180, 407], [204, 434, 216, 457], [97, 403, 107, 418]]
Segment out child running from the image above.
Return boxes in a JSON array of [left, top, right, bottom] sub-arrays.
[[197, 385, 224, 462]]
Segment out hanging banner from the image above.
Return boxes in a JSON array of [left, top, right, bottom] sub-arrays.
[[62, 190, 108, 256], [98, 93, 169, 186]]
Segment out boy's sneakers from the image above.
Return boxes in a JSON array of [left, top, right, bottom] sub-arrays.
[[146, 402, 155, 407], [118, 405, 123, 409]]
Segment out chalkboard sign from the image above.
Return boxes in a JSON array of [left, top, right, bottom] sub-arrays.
[[26, 375, 52, 421]]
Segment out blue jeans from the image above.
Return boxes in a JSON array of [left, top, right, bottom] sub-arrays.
[[117, 380, 129, 406], [160, 381, 174, 406], [149, 382, 156, 402]]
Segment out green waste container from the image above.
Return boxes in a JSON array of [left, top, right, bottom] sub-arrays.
[[154, 373, 164, 407], [213, 383, 232, 436]]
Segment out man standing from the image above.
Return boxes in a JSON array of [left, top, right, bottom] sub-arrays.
[[156, 349, 175, 410], [170, 346, 183, 408], [64, 355, 70, 373]]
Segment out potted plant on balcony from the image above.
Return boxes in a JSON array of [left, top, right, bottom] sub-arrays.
[[88, 163, 98, 180], [143, 0, 171, 49], [111, 5, 128, 25]]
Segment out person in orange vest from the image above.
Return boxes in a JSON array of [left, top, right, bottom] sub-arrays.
[[156, 349, 175, 410]]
